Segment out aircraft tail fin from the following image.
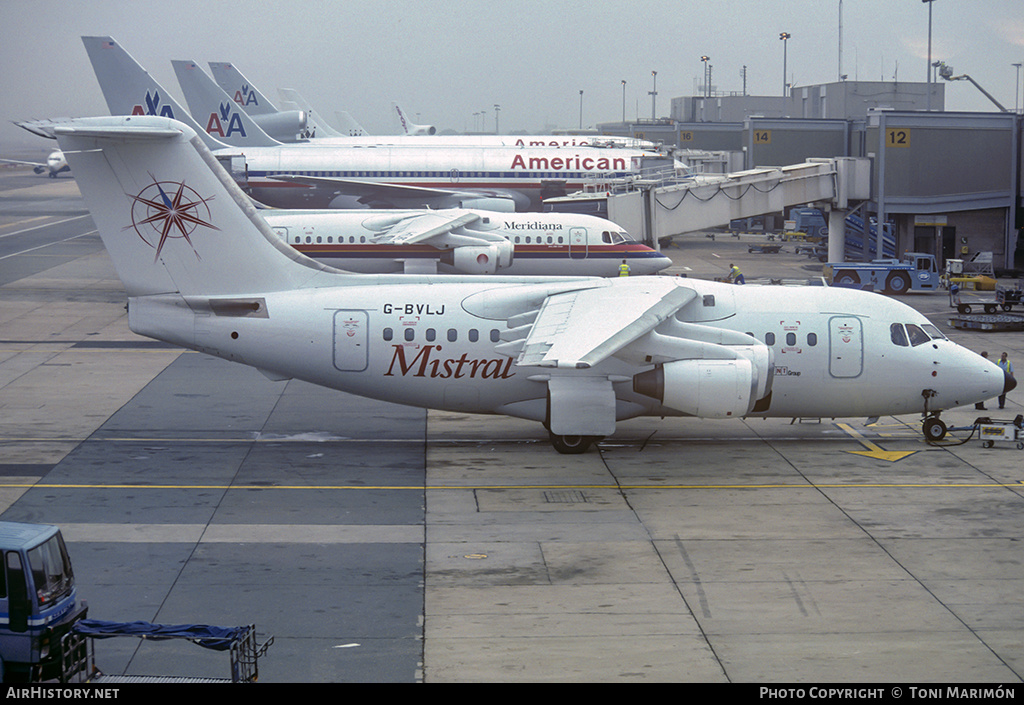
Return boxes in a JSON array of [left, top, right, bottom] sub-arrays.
[[54, 116, 335, 299], [277, 88, 345, 137], [207, 61, 277, 115], [393, 103, 436, 136], [81, 36, 279, 150]]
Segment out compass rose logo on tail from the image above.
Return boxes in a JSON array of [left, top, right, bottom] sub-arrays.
[[126, 177, 219, 261]]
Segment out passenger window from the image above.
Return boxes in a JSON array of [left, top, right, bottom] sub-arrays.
[[383, 328, 393, 341], [906, 324, 930, 346], [807, 332, 818, 346], [765, 332, 776, 346], [404, 327, 415, 342], [490, 329, 501, 343], [786, 333, 796, 346], [890, 323, 908, 346], [469, 329, 479, 343], [447, 329, 457, 342], [426, 328, 436, 342]]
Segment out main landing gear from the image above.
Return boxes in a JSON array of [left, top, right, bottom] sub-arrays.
[[549, 432, 604, 454]]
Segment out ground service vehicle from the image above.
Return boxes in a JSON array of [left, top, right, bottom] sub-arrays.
[[0, 522, 87, 682], [825, 253, 941, 294]]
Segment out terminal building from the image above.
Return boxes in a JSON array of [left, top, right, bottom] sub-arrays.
[[595, 80, 1023, 271]]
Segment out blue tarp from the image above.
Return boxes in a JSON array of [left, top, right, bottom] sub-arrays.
[[72, 619, 248, 651]]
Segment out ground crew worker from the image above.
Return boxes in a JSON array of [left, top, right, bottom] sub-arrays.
[[619, 259, 630, 277], [727, 263, 745, 284], [997, 352, 1014, 409]]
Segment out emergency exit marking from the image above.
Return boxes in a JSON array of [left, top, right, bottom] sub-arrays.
[[885, 128, 910, 147], [753, 130, 772, 144]]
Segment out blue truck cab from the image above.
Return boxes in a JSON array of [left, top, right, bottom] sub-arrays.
[[0, 522, 87, 682]]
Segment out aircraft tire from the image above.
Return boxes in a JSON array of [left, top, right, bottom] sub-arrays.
[[549, 433, 601, 454], [923, 416, 947, 442], [885, 272, 911, 295]]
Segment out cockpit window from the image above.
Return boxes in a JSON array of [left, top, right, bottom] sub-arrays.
[[890, 323, 908, 347], [618, 231, 635, 242], [905, 324, 930, 346], [602, 231, 634, 244], [921, 324, 945, 340]]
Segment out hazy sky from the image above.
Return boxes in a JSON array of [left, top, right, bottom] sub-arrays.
[[2, 0, 1023, 155]]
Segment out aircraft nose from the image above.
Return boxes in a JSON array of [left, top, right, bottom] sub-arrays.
[[1004, 370, 1018, 397]]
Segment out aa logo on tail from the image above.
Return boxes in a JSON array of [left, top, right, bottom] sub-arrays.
[[205, 103, 248, 138], [131, 91, 176, 118], [232, 84, 258, 106], [126, 178, 219, 261]]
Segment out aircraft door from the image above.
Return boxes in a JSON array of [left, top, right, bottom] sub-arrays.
[[333, 310, 368, 372], [568, 227, 588, 259], [828, 316, 863, 378]]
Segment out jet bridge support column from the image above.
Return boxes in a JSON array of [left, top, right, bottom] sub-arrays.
[[827, 208, 847, 263]]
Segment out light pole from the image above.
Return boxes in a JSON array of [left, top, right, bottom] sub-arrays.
[[578, 90, 584, 130], [779, 33, 791, 97], [1014, 64, 1022, 114], [700, 55, 710, 98], [494, 104, 500, 134], [621, 80, 626, 123], [649, 71, 658, 120], [923, 0, 936, 110]]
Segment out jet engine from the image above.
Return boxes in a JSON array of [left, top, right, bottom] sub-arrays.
[[454, 197, 518, 213], [441, 241, 514, 274], [252, 110, 308, 141], [633, 358, 758, 418]]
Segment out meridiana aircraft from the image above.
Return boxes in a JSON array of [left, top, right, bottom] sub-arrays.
[[53, 115, 1013, 453], [0, 150, 69, 177], [262, 209, 672, 275], [208, 60, 660, 150], [83, 36, 670, 212]]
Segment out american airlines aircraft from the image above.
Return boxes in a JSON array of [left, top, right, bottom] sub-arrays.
[[84, 37, 668, 212], [262, 209, 672, 275], [53, 116, 1013, 453], [209, 61, 660, 150]]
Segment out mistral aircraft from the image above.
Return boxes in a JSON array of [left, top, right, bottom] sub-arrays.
[[83, 36, 672, 212], [54, 116, 1014, 453]]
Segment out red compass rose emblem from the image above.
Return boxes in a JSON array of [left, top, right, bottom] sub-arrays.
[[126, 177, 219, 261]]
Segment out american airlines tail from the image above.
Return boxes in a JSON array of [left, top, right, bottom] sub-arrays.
[[81, 36, 280, 150], [53, 116, 334, 298], [207, 61, 279, 116]]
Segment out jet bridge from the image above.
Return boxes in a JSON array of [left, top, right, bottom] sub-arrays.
[[605, 157, 871, 260]]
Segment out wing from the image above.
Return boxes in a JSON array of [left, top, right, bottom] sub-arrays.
[[516, 277, 698, 369], [267, 174, 517, 210], [372, 211, 481, 245], [0, 158, 46, 168]]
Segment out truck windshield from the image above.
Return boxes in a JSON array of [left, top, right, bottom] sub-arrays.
[[27, 533, 74, 607]]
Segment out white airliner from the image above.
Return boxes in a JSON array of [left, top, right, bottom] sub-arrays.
[[210, 61, 659, 150], [262, 209, 672, 275], [53, 116, 1013, 453], [83, 36, 668, 212], [0, 150, 69, 177]]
